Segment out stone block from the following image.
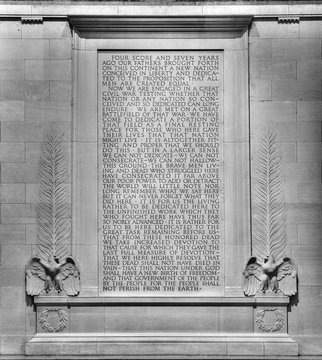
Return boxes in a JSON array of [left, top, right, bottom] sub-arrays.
[[272, 60, 296, 79], [60, 343, 98, 356], [227, 342, 263, 356], [1, 121, 71, 142], [250, 20, 299, 38], [70, 307, 105, 333], [105, 306, 219, 333], [1, 244, 31, 266], [26, 183, 39, 204], [0, 265, 25, 286], [50, 80, 71, 101], [22, 20, 71, 39], [285, 182, 298, 204], [272, 39, 321, 60], [298, 285, 322, 307], [249, 39, 272, 59], [0, 184, 25, 203], [297, 60, 322, 80], [297, 122, 321, 142], [286, 203, 322, 224], [0, 80, 49, 101], [26, 101, 71, 122], [0, 39, 49, 59], [50, 39, 72, 59], [300, 19, 322, 38], [296, 335, 322, 355], [26, 224, 36, 245], [250, 59, 272, 80], [298, 266, 322, 286], [25, 60, 71, 80], [0, 224, 25, 244], [280, 142, 296, 163], [0, 101, 24, 121], [1, 163, 39, 183], [26, 342, 60, 356], [0, 21, 21, 38], [0, 142, 25, 162], [0, 286, 24, 308], [264, 342, 298, 356], [298, 306, 322, 335], [251, 101, 296, 124], [96, 342, 226, 357], [250, 80, 271, 101], [0, 59, 24, 80], [298, 224, 322, 245], [1, 204, 36, 224], [0, 335, 26, 355], [272, 80, 321, 101], [219, 307, 253, 333], [297, 142, 322, 162], [297, 101, 322, 122], [291, 245, 322, 267], [287, 224, 298, 244]]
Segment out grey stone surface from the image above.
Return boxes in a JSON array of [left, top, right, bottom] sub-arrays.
[[0, 5, 322, 357]]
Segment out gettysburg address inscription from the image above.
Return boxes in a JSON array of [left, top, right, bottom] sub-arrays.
[[98, 51, 223, 296]]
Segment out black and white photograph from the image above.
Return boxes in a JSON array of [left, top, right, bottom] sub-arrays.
[[0, 0, 321, 359]]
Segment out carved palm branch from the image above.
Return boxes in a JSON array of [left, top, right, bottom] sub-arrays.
[[252, 129, 286, 265], [37, 128, 71, 262]]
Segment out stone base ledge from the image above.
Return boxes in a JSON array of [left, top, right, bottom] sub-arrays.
[[26, 333, 298, 357], [34, 295, 290, 305]]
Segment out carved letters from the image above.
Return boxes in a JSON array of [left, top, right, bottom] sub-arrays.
[[98, 52, 224, 295]]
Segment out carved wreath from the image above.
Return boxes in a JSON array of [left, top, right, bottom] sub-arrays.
[[256, 308, 284, 332], [39, 308, 68, 333]]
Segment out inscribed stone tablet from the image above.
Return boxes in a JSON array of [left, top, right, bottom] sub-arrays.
[[98, 51, 224, 296]]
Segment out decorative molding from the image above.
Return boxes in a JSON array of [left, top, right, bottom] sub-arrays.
[[34, 295, 290, 306], [69, 16, 253, 39], [256, 308, 284, 333], [252, 129, 286, 265], [21, 16, 43, 24], [278, 16, 300, 24], [39, 308, 68, 333], [37, 127, 70, 261]]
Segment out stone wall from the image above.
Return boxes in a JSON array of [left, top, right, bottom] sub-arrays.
[[0, 19, 72, 354], [0, 7, 321, 356], [249, 19, 322, 339]]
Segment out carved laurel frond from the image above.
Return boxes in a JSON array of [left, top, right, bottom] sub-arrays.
[[252, 129, 286, 265], [37, 127, 71, 262]]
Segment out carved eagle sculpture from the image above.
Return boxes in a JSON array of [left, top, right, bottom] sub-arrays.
[[244, 129, 297, 297], [243, 255, 297, 296], [26, 256, 80, 296]]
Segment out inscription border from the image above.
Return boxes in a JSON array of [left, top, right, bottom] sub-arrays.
[[72, 31, 250, 298]]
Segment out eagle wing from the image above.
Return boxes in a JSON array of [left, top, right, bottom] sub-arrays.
[[243, 257, 263, 296], [26, 257, 47, 296], [277, 257, 297, 296], [59, 257, 80, 296]]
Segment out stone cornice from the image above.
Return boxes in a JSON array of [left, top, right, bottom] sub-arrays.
[[69, 15, 253, 38]]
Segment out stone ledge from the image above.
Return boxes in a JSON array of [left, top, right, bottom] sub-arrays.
[[34, 295, 290, 305], [26, 333, 298, 357]]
